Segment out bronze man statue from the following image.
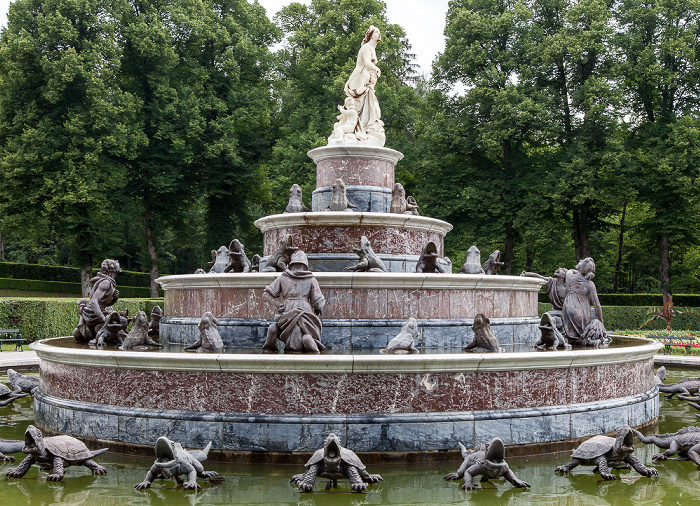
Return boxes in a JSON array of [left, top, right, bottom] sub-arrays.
[[73, 259, 121, 343], [263, 251, 326, 353]]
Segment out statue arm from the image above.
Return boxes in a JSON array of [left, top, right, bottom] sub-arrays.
[[293, 464, 320, 492], [88, 280, 112, 322], [520, 272, 547, 281], [443, 459, 469, 480], [588, 282, 603, 322], [309, 279, 325, 316], [134, 468, 157, 490], [502, 465, 529, 488], [264, 281, 283, 312], [182, 463, 201, 490], [6, 455, 35, 478], [461, 464, 481, 490]]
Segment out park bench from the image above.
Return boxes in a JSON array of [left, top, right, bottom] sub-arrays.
[[662, 336, 695, 355], [0, 329, 27, 351]]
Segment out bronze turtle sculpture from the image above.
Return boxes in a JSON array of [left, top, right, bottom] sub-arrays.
[[6, 425, 108, 481], [290, 433, 382, 492], [0, 383, 28, 406], [555, 425, 657, 480], [0, 437, 23, 462]]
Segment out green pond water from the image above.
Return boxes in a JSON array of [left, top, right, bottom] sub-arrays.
[[0, 367, 698, 505]]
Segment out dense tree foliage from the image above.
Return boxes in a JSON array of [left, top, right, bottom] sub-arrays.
[[113, 0, 277, 295], [0, 0, 144, 293], [0, 0, 699, 299], [418, 0, 700, 297]]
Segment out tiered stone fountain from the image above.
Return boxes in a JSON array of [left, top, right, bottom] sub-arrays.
[[30, 25, 660, 460]]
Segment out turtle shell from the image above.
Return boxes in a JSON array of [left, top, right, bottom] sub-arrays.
[[571, 435, 615, 460], [305, 448, 325, 467], [339, 447, 366, 470], [44, 435, 97, 463], [0, 384, 11, 396], [305, 446, 366, 470]]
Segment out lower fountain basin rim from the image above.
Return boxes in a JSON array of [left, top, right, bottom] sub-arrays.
[[30, 336, 661, 374]]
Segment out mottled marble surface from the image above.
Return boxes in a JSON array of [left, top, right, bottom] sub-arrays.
[[164, 284, 538, 319], [33, 387, 658, 452], [40, 358, 653, 415], [307, 145, 403, 191], [316, 157, 395, 188]]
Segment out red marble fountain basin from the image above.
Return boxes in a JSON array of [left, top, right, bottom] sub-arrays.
[[308, 145, 403, 188], [156, 272, 543, 348], [254, 213, 453, 257], [157, 272, 541, 320], [31, 337, 661, 459]]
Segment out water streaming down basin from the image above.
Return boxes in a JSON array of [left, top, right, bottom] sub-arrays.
[[0, 368, 698, 505]]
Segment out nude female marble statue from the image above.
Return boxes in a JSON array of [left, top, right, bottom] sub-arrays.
[[329, 25, 385, 146]]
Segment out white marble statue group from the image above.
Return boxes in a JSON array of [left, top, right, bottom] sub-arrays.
[[328, 25, 386, 146]]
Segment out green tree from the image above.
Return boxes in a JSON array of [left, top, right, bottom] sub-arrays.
[[0, 0, 145, 294], [429, 0, 550, 274], [114, 0, 277, 294], [529, 0, 627, 263], [615, 0, 700, 299]]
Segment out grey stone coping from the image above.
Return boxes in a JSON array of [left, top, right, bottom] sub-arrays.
[[30, 336, 660, 374], [654, 354, 700, 368], [156, 271, 547, 291], [253, 211, 453, 234], [307, 145, 404, 164]]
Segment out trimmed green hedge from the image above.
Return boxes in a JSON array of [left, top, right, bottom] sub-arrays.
[[0, 261, 151, 286], [537, 302, 700, 331], [0, 278, 153, 298], [538, 292, 700, 307], [0, 297, 163, 342]]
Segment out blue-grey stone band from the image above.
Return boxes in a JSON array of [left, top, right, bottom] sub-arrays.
[[33, 386, 658, 454], [160, 316, 542, 349], [312, 185, 393, 212]]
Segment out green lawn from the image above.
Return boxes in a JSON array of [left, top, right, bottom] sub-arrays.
[[0, 342, 30, 352]]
